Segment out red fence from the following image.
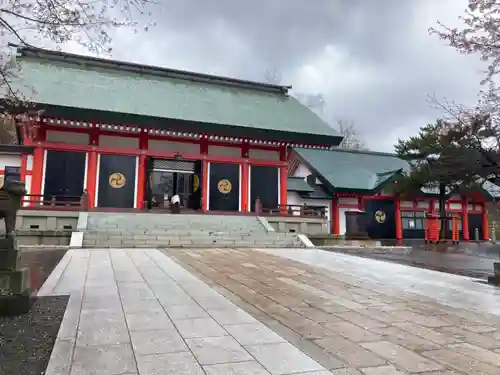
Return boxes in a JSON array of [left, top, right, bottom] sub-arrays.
[[22, 191, 89, 211]]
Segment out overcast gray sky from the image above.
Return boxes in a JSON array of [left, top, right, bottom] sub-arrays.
[[61, 0, 486, 151]]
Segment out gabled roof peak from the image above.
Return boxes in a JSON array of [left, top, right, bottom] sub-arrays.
[[13, 44, 292, 95]]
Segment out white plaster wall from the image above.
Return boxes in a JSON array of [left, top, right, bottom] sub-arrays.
[[99, 135, 139, 149], [379, 189, 394, 196], [449, 195, 461, 201], [417, 201, 430, 209], [248, 149, 280, 161], [149, 140, 200, 154], [26, 155, 33, 171], [401, 200, 413, 208], [22, 175, 32, 206], [208, 145, 241, 157], [338, 197, 358, 205], [47, 130, 89, 145], [292, 163, 312, 178], [0, 153, 21, 169], [287, 191, 330, 233]]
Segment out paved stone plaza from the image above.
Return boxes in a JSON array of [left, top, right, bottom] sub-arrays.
[[40, 247, 500, 374]]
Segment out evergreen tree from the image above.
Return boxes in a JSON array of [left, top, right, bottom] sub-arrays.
[[395, 117, 496, 239]]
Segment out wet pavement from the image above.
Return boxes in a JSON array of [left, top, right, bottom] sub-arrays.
[[327, 245, 497, 279], [20, 248, 68, 294], [167, 247, 500, 374]]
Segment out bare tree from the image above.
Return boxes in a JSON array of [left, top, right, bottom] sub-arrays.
[[0, 0, 155, 115], [430, 0, 500, 107], [263, 67, 282, 85], [262, 67, 365, 149], [337, 120, 365, 150], [0, 115, 16, 144]]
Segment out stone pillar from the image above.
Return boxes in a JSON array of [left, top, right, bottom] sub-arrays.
[[0, 237, 32, 316], [345, 211, 369, 240]]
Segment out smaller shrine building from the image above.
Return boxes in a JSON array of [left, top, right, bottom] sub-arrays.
[[287, 148, 496, 241]]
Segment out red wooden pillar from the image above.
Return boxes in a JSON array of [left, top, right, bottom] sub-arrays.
[[136, 131, 148, 209], [462, 197, 470, 241], [240, 144, 249, 212], [429, 199, 435, 214], [241, 162, 249, 212], [482, 202, 489, 240], [30, 146, 44, 204], [86, 127, 99, 208], [279, 147, 287, 214], [86, 150, 98, 208], [279, 166, 287, 210], [358, 196, 365, 211], [395, 196, 402, 240], [331, 197, 340, 235], [136, 155, 147, 209], [20, 154, 27, 183], [201, 159, 209, 211]]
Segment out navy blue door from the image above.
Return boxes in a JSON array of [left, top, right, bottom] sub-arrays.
[[250, 166, 278, 211], [468, 213, 483, 240], [44, 150, 86, 203], [209, 163, 239, 211], [364, 199, 396, 239], [97, 155, 136, 208]]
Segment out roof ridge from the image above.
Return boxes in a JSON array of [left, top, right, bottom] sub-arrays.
[[13, 44, 292, 94]]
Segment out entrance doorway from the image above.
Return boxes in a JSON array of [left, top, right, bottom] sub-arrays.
[[146, 158, 201, 210], [44, 150, 86, 204]]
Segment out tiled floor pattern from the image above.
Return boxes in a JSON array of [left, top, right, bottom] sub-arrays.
[[41, 248, 334, 375], [164, 247, 500, 375]]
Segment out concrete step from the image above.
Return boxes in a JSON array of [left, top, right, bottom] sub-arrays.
[[86, 228, 267, 237], [82, 212, 304, 248], [82, 232, 303, 248], [83, 237, 303, 248], [86, 213, 267, 231], [82, 242, 303, 248], [83, 231, 297, 239]]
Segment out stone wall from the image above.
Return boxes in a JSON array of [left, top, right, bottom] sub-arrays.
[[264, 216, 328, 235]]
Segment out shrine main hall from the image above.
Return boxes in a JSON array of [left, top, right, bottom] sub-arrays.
[[9, 46, 342, 212]]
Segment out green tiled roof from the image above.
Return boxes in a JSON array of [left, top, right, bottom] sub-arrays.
[[294, 148, 409, 192], [287, 177, 315, 192], [11, 47, 342, 145], [294, 147, 500, 199]]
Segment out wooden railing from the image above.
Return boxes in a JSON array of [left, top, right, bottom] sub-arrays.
[[22, 191, 89, 211], [256, 200, 327, 218]]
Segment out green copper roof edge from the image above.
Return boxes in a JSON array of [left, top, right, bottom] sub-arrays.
[[293, 146, 399, 158], [372, 169, 404, 192], [15, 45, 292, 95], [12, 102, 344, 145]]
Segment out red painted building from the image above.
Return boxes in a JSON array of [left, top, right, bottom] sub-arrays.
[[288, 148, 494, 241], [3, 46, 494, 242], [8, 46, 342, 212]]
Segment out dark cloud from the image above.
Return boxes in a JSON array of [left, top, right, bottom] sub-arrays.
[[72, 0, 486, 151]]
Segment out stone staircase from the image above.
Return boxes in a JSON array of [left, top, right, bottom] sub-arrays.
[[82, 213, 304, 248]]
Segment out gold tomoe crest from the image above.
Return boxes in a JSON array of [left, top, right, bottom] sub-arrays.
[[375, 210, 386, 223], [109, 172, 126, 188], [217, 179, 232, 194], [193, 175, 200, 192]]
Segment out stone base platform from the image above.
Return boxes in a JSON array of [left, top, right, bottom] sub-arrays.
[[0, 291, 33, 316], [488, 276, 500, 286]]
